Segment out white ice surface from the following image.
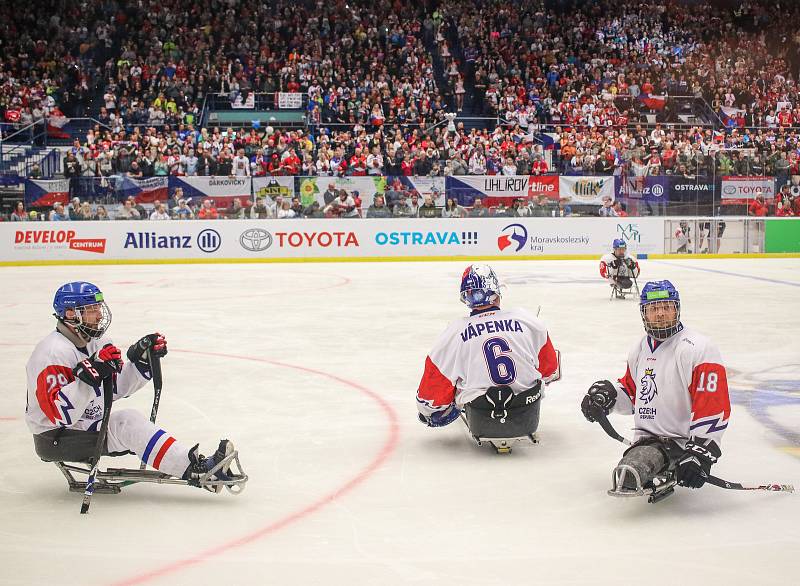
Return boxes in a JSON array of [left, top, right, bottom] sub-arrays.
[[1, 259, 799, 586]]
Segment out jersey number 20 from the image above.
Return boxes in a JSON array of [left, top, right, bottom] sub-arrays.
[[483, 337, 516, 385]]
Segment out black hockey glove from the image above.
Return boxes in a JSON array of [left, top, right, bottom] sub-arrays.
[[418, 404, 461, 428], [624, 258, 636, 270], [609, 259, 621, 269], [73, 343, 124, 387], [127, 333, 168, 371], [581, 380, 618, 423], [676, 441, 718, 489]]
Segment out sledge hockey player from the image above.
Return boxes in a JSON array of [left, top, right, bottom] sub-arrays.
[[26, 282, 246, 494], [416, 264, 560, 452], [580, 280, 730, 501], [674, 220, 692, 253], [599, 239, 640, 298]]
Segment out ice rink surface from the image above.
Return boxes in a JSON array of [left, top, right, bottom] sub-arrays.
[[1, 258, 799, 586]]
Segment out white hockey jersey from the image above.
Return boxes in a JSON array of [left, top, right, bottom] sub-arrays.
[[416, 306, 558, 418], [25, 327, 150, 435], [612, 325, 730, 451], [599, 253, 640, 281]]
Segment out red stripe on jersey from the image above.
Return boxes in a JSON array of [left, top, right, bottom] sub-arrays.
[[537, 334, 558, 379], [599, 262, 608, 278], [152, 436, 176, 469], [35, 365, 76, 424], [417, 356, 456, 408], [618, 365, 636, 404], [688, 362, 730, 421]]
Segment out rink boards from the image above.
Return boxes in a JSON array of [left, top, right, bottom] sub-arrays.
[[1, 217, 798, 265]]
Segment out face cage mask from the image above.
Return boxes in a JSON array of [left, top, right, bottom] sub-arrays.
[[640, 300, 681, 340], [58, 302, 113, 339]]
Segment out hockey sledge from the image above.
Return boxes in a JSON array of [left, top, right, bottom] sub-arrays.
[[609, 275, 640, 300], [461, 385, 542, 454], [608, 463, 677, 503], [50, 449, 248, 495]]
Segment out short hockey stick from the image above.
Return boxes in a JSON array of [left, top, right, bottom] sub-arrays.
[[81, 376, 115, 514], [594, 411, 794, 493], [140, 349, 163, 470]]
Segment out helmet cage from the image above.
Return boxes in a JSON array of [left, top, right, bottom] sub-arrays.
[[640, 299, 681, 340], [58, 301, 112, 339]]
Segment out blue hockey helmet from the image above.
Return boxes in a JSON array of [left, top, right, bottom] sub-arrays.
[[460, 264, 502, 309], [639, 280, 681, 340], [53, 282, 112, 339], [612, 238, 627, 258]]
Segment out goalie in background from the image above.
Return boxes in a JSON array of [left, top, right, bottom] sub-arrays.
[[416, 264, 560, 452], [25, 282, 246, 495], [600, 239, 641, 298]]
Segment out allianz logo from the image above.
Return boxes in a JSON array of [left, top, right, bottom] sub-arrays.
[[124, 230, 221, 253]]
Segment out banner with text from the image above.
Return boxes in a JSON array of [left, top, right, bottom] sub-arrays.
[[720, 176, 775, 205], [446, 175, 558, 206], [170, 176, 252, 207], [24, 179, 71, 207], [558, 176, 615, 205], [277, 93, 303, 109], [615, 175, 670, 202], [252, 176, 295, 202], [1, 217, 665, 263]]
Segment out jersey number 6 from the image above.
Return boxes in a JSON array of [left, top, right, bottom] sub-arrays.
[[483, 337, 516, 385]]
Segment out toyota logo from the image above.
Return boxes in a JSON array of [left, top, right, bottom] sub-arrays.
[[240, 228, 273, 251]]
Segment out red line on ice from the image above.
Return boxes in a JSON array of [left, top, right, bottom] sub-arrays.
[[111, 349, 400, 586]]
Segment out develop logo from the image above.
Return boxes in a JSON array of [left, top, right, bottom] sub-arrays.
[[14, 230, 106, 253], [497, 223, 528, 252]]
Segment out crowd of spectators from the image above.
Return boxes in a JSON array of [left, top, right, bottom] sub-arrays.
[[3, 0, 800, 221]]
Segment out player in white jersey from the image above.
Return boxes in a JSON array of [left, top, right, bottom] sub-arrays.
[[416, 264, 560, 442], [599, 239, 640, 295], [26, 281, 246, 494], [581, 280, 730, 499]]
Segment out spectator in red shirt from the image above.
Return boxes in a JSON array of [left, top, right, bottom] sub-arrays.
[[197, 200, 219, 220], [531, 155, 549, 175], [748, 194, 769, 216]]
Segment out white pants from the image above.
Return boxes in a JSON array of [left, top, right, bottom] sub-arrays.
[[106, 409, 191, 478]]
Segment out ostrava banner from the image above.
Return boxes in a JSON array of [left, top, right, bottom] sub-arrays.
[[558, 176, 615, 204]]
